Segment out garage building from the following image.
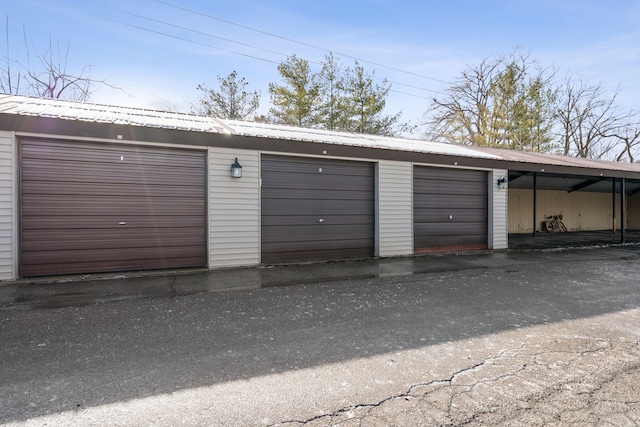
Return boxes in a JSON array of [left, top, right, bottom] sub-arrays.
[[0, 95, 638, 281]]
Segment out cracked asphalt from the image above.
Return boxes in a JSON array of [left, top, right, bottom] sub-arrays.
[[1, 246, 640, 426], [281, 333, 640, 426]]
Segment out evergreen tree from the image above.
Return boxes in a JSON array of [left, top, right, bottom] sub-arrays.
[[268, 55, 320, 127], [316, 53, 346, 131], [341, 62, 409, 136], [268, 54, 411, 136]]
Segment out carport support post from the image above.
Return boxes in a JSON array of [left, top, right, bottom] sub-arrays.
[[532, 172, 537, 237], [621, 178, 626, 244], [612, 178, 616, 234]]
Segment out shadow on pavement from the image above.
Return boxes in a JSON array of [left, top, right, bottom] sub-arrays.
[[1, 245, 640, 424]]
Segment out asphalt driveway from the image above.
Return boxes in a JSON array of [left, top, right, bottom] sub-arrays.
[[1, 246, 639, 426]]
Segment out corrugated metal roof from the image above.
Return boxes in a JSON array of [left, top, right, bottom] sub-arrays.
[[0, 95, 229, 133], [224, 118, 498, 158], [0, 94, 499, 160], [469, 146, 640, 174], [1, 94, 639, 175]]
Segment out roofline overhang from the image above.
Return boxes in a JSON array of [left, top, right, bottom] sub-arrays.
[[2, 112, 640, 180]]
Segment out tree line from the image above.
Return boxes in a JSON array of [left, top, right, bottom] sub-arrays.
[[195, 49, 639, 162], [423, 50, 640, 162], [193, 53, 413, 136]]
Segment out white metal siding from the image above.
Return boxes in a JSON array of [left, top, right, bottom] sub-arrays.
[[0, 131, 15, 280], [208, 148, 260, 268], [490, 169, 508, 249], [378, 160, 413, 257]]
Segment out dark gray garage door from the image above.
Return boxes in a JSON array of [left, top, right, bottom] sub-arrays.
[[261, 155, 375, 264], [20, 139, 207, 277], [414, 166, 488, 252]]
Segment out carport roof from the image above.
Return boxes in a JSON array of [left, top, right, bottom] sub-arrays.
[[469, 146, 640, 175], [467, 146, 640, 193]]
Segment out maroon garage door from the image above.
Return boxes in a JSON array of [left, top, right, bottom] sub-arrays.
[[261, 155, 375, 264], [20, 139, 207, 277], [414, 166, 488, 252]]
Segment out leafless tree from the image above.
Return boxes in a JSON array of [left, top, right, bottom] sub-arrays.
[[194, 70, 260, 120], [612, 119, 640, 163], [0, 15, 22, 95], [423, 50, 557, 151], [555, 75, 635, 160], [25, 39, 94, 101], [1, 15, 118, 101], [423, 55, 499, 145]]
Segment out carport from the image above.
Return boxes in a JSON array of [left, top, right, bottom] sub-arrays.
[[475, 148, 640, 249]]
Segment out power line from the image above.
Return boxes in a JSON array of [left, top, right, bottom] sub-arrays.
[[32, 0, 442, 100], [105, 6, 291, 61], [152, 0, 450, 85], [104, 4, 443, 97], [101, 17, 281, 66]]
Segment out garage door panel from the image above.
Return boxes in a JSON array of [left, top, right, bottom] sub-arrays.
[[262, 223, 374, 242], [261, 155, 374, 264], [261, 157, 372, 174], [413, 196, 488, 209], [23, 256, 206, 277], [20, 139, 207, 277], [261, 174, 372, 192], [414, 210, 488, 223], [21, 181, 205, 198], [261, 248, 371, 264], [22, 245, 205, 264], [22, 229, 205, 250], [415, 234, 488, 249], [261, 188, 374, 201], [414, 167, 486, 181], [262, 199, 374, 216], [414, 181, 487, 194], [414, 166, 488, 251], [22, 141, 205, 168], [22, 215, 205, 230], [22, 163, 203, 185], [262, 215, 374, 227], [415, 222, 487, 236], [262, 238, 374, 254], [22, 203, 204, 217]]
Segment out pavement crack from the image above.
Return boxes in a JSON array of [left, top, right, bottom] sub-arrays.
[[271, 336, 640, 426], [270, 343, 532, 426]]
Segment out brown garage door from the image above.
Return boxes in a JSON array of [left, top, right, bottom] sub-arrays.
[[20, 139, 207, 277], [414, 166, 488, 252], [261, 155, 374, 264]]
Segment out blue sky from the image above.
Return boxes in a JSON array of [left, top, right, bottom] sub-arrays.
[[3, 0, 639, 132]]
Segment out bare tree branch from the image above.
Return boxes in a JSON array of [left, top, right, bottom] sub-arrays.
[[556, 76, 634, 160], [2, 17, 122, 102]]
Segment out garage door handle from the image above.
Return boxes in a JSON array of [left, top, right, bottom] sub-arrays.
[[118, 221, 126, 226], [318, 219, 325, 223]]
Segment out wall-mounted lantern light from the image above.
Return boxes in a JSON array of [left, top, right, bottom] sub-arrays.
[[497, 176, 508, 190], [231, 158, 242, 178]]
